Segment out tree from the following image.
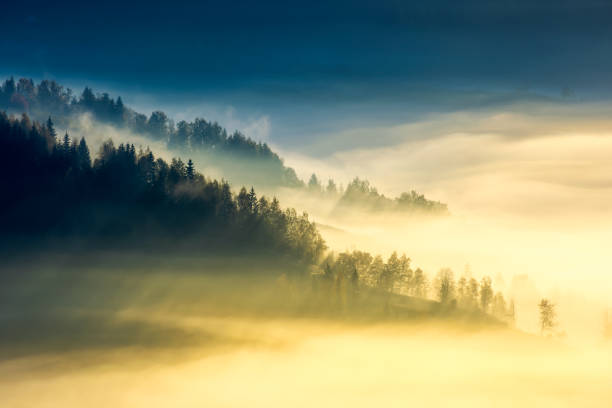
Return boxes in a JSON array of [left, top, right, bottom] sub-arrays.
[[467, 278, 479, 309], [147, 110, 169, 140], [237, 187, 250, 216], [398, 254, 412, 295], [433, 268, 455, 304], [326, 179, 338, 195], [492, 292, 507, 319], [77, 138, 91, 170], [539, 298, 556, 336], [47, 116, 57, 140], [247, 187, 258, 215], [138, 149, 156, 185], [3, 76, 16, 97], [412, 268, 427, 298], [186, 159, 195, 181], [382, 252, 401, 292], [308, 173, 322, 193], [80, 87, 95, 109], [457, 276, 468, 307], [171, 120, 191, 150], [480, 276, 493, 313], [62, 132, 71, 153], [114, 96, 125, 124], [368, 255, 385, 288], [350, 267, 359, 294]]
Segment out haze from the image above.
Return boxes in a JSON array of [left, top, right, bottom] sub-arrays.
[[2, 1, 612, 407]]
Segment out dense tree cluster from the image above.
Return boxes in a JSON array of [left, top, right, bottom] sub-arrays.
[[307, 175, 448, 214], [432, 268, 511, 321], [0, 112, 326, 263], [1, 77, 448, 211], [316, 250, 511, 321], [0, 111, 515, 325], [0, 77, 302, 188]]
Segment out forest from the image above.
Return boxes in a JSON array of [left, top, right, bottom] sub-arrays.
[[0, 111, 506, 321], [0, 112, 325, 264], [0, 77, 447, 214]]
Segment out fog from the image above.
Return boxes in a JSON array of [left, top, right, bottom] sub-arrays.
[[60, 105, 612, 341], [2, 315, 611, 407], [271, 104, 612, 343], [59, 104, 612, 341], [1, 253, 610, 407], [12, 102, 609, 406]]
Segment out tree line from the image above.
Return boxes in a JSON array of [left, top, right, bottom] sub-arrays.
[[307, 175, 448, 214], [312, 250, 513, 321]]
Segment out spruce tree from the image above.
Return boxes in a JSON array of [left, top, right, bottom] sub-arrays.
[[77, 138, 91, 170], [186, 159, 195, 181], [47, 116, 57, 140]]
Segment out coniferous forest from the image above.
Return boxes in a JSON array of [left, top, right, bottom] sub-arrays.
[[0, 77, 447, 214], [0, 112, 325, 263]]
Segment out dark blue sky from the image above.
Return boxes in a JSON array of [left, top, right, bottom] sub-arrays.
[[2, 0, 612, 150]]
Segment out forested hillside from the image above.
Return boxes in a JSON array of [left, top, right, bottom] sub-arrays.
[[0, 77, 447, 214], [0, 112, 325, 263], [0, 77, 302, 188], [0, 111, 506, 321]]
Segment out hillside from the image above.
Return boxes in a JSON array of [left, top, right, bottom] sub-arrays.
[[0, 77, 448, 214], [0, 112, 325, 263], [0, 111, 506, 323]]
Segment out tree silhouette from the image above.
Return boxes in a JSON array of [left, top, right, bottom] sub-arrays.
[[479, 276, 493, 313], [434, 268, 455, 304], [186, 159, 195, 181], [539, 299, 556, 336], [47, 116, 57, 140]]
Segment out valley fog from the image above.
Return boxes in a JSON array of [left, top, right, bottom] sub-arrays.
[[1, 317, 610, 408], [273, 107, 612, 343], [0, 255, 610, 407]]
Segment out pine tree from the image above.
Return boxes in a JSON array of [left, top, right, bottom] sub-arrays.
[[47, 116, 57, 140], [77, 138, 91, 170], [247, 187, 258, 214], [480, 276, 493, 313], [114, 96, 124, 123], [62, 132, 71, 153], [186, 159, 195, 181]]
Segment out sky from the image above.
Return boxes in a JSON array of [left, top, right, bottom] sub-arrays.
[[3, 0, 612, 151]]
